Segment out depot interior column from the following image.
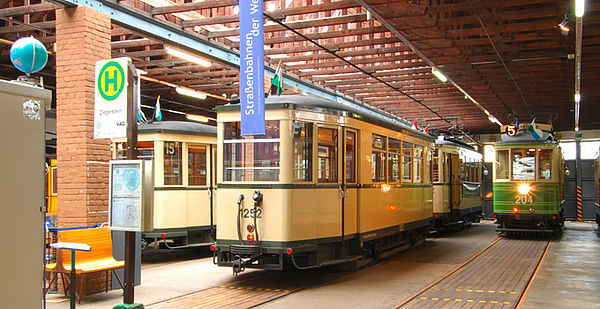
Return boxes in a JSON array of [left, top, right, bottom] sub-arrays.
[[55, 7, 111, 229]]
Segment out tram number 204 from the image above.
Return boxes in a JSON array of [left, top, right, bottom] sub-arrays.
[[243, 208, 263, 218], [514, 195, 533, 204]]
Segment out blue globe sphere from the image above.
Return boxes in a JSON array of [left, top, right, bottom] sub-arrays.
[[10, 37, 48, 75]]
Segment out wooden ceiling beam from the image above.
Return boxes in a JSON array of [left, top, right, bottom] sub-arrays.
[[151, 0, 238, 16], [182, 0, 360, 27], [208, 13, 368, 38]]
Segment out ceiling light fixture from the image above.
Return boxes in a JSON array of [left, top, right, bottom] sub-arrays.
[[575, 0, 585, 17], [431, 67, 448, 82], [165, 46, 211, 67], [185, 114, 210, 123], [557, 14, 570, 35], [176, 87, 208, 100]]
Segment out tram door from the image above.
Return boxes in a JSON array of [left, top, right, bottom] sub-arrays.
[[449, 153, 461, 211], [342, 129, 358, 240]]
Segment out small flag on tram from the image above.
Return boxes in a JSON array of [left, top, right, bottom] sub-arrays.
[[138, 107, 147, 124], [270, 60, 284, 96], [153, 94, 162, 122], [424, 125, 430, 135], [412, 121, 418, 130], [528, 118, 542, 139]]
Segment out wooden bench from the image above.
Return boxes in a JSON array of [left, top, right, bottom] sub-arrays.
[[45, 227, 124, 303]]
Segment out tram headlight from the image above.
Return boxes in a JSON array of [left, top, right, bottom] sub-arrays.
[[518, 184, 531, 195]]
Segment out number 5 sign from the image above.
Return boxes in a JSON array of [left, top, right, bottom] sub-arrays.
[[94, 57, 131, 139]]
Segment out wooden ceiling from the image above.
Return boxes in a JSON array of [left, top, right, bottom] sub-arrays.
[[0, 0, 597, 134]]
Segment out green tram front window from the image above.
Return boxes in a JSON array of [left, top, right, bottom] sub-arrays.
[[511, 148, 536, 180], [538, 148, 553, 180], [223, 121, 280, 181]]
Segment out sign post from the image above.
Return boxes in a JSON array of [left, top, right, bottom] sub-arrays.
[[239, 0, 265, 136], [96, 57, 144, 309]]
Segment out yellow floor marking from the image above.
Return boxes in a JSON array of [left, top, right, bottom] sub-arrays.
[[456, 288, 463, 291], [467, 300, 474, 303], [466, 289, 473, 292], [247, 287, 253, 290], [488, 290, 495, 293], [479, 300, 486, 303], [283, 290, 290, 293], [256, 288, 263, 291], [499, 291, 506, 293], [503, 302, 511, 304], [477, 290, 484, 292], [491, 301, 498, 304], [420, 297, 428, 300], [443, 298, 451, 301], [510, 291, 518, 294], [455, 299, 462, 302], [229, 286, 235, 289], [431, 298, 439, 300], [265, 288, 272, 291], [274, 289, 281, 292], [220, 285, 226, 288]]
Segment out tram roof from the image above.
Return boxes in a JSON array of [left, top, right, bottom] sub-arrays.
[[436, 138, 476, 152], [139, 121, 216, 136], [218, 95, 433, 141]]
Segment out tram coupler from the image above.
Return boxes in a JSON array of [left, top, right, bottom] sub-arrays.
[[232, 255, 244, 276]]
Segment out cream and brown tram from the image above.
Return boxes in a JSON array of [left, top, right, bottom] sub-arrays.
[[112, 121, 217, 249], [213, 95, 434, 273], [432, 137, 483, 230]]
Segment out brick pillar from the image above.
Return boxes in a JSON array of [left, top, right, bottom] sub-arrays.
[[55, 7, 112, 295], [56, 7, 111, 228]]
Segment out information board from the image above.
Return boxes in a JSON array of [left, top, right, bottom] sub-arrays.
[[109, 160, 148, 231]]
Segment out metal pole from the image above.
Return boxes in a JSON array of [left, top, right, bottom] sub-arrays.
[[70, 250, 76, 309], [576, 138, 583, 221], [123, 62, 138, 304]]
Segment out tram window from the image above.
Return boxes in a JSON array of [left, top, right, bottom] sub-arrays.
[[538, 148, 553, 180], [496, 150, 509, 179], [414, 145, 424, 183], [388, 138, 401, 182], [318, 127, 338, 183], [511, 148, 536, 180], [346, 131, 356, 183], [293, 122, 313, 182], [432, 149, 439, 182], [115, 141, 154, 160], [188, 145, 207, 186], [223, 121, 280, 182], [372, 134, 386, 182], [164, 141, 182, 185], [51, 166, 57, 195], [402, 141, 412, 182]]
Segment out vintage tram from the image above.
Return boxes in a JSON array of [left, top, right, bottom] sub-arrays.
[[492, 123, 565, 233], [112, 121, 217, 249], [432, 137, 483, 230], [213, 95, 434, 274]]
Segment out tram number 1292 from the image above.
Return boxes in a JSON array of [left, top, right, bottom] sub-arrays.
[[243, 208, 263, 218]]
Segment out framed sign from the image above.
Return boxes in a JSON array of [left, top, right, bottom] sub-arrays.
[[109, 160, 153, 231]]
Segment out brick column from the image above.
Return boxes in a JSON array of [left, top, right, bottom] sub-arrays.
[[55, 7, 112, 296], [56, 6, 111, 228]]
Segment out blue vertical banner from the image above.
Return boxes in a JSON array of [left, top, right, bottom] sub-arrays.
[[240, 0, 265, 136]]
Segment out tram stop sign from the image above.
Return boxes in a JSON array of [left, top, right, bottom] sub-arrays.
[[94, 57, 131, 139]]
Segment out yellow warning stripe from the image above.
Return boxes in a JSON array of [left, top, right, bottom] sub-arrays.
[[218, 286, 289, 293], [415, 296, 510, 305]]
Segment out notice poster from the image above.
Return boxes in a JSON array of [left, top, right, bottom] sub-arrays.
[[109, 161, 142, 231]]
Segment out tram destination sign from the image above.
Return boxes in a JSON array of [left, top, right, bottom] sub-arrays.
[[239, 0, 265, 136], [94, 57, 131, 139]]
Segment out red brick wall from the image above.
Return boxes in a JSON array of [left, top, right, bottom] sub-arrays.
[[55, 6, 111, 228], [55, 7, 113, 296]]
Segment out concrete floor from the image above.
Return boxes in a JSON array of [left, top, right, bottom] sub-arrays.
[[45, 221, 600, 309]]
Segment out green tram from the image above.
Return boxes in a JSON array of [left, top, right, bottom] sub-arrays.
[[492, 123, 565, 233]]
